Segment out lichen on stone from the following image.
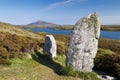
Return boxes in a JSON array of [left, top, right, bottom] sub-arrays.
[[87, 12, 100, 39], [66, 13, 101, 72]]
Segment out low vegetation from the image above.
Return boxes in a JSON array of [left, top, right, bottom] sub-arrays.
[[0, 22, 44, 39], [94, 49, 120, 79], [0, 32, 44, 65], [0, 57, 80, 80], [61, 66, 100, 80], [0, 22, 120, 80], [98, 38, 120, 54], [0, 22, 44, 65]]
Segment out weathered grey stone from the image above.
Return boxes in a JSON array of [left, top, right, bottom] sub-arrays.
[[43, 35, 57, 58], [66, 13, 100, 72]]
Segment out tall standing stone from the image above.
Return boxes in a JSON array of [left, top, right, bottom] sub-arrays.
[[43, 35, 57, 58], [66, 13, 100, 72]]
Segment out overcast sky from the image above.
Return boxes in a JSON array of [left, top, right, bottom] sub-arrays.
[[0, 0, 120, 25]]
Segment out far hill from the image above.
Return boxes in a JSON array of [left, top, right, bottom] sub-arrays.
[[27, 20, 59, 27]]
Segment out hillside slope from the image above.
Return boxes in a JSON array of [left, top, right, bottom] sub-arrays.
[[0, 22, 46, 64], [0, 23, 81, 80], [0, 22, 44, 39]]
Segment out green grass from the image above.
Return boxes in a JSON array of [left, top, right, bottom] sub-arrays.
[[54, 55, 66, 67], [0, 56, 80, 80], [60, 66, 100, 80], [54, 54, 100, 80], [97, 48, 114, 55], [0, 52, 101, 80]]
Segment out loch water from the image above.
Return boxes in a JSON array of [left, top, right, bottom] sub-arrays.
[[25, 28, 120, 40]]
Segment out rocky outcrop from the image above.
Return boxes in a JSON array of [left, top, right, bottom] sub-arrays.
[[66, 13, 100, 72], [43, 35, 57, 58]]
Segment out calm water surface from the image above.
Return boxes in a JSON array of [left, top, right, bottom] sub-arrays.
[[25, 28, 120, 40]]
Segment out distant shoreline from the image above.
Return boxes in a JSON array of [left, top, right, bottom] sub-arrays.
[[101, 25, 120, 31], [23, 25, 120, 31], [53, 25, 120, 31]]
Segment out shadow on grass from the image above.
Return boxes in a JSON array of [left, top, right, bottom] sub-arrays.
[[32, 51, 62, 75]]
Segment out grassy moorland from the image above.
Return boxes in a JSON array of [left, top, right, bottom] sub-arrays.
[[98, 38, 120, 54], [0, 22, 100, 80], [0, 22, 120, 79], [0, 22, 79, 80], [0, 22, 45, 65]]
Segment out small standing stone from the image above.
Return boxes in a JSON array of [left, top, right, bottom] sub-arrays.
[[66, 13, 100, 72], [43, 35, 57, 58]]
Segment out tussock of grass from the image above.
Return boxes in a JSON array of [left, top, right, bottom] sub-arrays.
[[60, 66, 100, 80]]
